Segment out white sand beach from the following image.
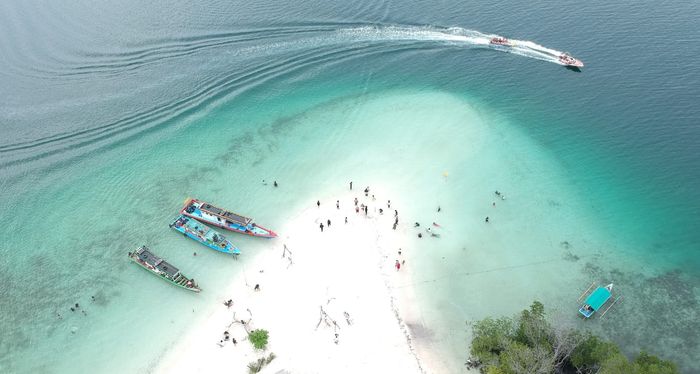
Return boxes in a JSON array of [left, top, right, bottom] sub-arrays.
[[154, 186, 435, 374]]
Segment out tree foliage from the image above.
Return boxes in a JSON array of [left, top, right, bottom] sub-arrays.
[[248, 329, 269, 350], [468, 301, 678, 374]]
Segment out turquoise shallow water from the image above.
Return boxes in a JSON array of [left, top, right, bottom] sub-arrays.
[[1, 0, 699, 372]]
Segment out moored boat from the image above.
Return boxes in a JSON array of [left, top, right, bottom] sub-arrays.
[[128, 246, 201, 292], [489, 36, 513, 46], [170, 214, 240, 255], [559, 53, 584, 67], [578, 283, 616, 318], [181, 198, 277, 238]]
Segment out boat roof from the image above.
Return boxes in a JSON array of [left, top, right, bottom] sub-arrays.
[[156, 260, 179, 278], [137, 246, 162, 267], [137, 246, 179, 278], [585, 287, 612, 311], [200, 202, 252, 226]]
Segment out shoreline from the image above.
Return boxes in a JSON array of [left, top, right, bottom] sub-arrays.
[[153, 185, 436, 373]]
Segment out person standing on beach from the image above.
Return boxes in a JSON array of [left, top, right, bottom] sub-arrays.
[[354, 197, 358, 206], [388, 200, 391, 208], [317, 200, 320, 208], [350, 181, 353, 190], [345, 217, 348, 224], [395, 260, 401, 271], [364, 187, 369, 196], [336, 200, 340, 209], [364, 205, 368, 215], [320, 223, 324, 232], [327, 219, 331, 227]]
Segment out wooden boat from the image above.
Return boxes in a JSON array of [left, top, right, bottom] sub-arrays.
[[128, 246, 201, 292], [181, 198, 277, 238], [578, 283, 620, 318], [170, 214, 240, 255]]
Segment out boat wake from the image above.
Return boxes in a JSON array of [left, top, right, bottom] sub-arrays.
[[333, 25, 567, 65], [14, 23, 570, 79], [0, 23, 573, 181]]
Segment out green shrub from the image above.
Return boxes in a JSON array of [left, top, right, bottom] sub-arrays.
[[248, 329, 269, 350], [599, 352, 635, 374], [247, 352, 276, 374], [571, 334, 620, 369], [632, 352, 678, 374], [470, 317, 514, 365], [514, 301, 551, 349], [468, 301, 678, 374]]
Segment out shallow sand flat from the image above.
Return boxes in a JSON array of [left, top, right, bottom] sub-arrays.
[[155, 188, 429, 373], [8, 90, 693, 373]]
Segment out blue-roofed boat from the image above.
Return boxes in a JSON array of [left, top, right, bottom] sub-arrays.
[[578, 283, 615, 318], [170, 214, 240, 255], [128, 246, 201, 292], [181, 198, 277, 238]]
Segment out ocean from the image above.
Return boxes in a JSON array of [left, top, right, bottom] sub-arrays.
[[0, 0, 698, 372]]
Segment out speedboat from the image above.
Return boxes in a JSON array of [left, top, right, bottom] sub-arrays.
[[559, 53, 584, 68], [489, 37, 512, 46]]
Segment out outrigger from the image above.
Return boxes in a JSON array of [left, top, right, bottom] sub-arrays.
[[128, 246, 201, 292], [577, 283, 621, 318], [181, 198, 277, 238], [170, 214, 240, 256]]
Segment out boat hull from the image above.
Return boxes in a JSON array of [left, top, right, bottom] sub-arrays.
[[181, 199, 277, 238], [559, 56, 584, 68], [578, 284, 613, 318], [170, 215, 240, 255], [128, 251, 201, 292], [490, 41, 512, 46]]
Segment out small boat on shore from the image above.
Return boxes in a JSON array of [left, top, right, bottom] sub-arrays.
[[128, 246, 201, 292], [181, 198, 277, 238], [578, 283, 620, 318], [170, 214, 240, 255]]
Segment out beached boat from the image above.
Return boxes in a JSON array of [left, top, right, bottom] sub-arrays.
[[181, 198, 277, 238], [578, 283, 620, 318], [128, 246, 201, 292], [170, 214, 240, 255]]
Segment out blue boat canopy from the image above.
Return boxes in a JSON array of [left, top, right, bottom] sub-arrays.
[[585, 286, 612, 311]]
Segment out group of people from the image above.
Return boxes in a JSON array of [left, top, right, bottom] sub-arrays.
[[218, 330, 237, 347], [60, 295, 98, 319], [486, 190, 506, 223]]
